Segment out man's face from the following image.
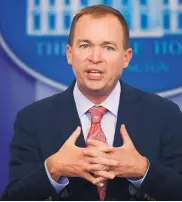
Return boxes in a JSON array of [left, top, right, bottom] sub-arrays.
[[66, 14, 132, 96]]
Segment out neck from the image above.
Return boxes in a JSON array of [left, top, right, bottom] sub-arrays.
[[77, 84, 117, 104], [83, 93, 108, 105]]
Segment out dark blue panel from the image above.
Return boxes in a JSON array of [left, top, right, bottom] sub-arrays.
[[178, 13, 182, 29], [49, 0, 55, 5], [64, 13, 71, 30], [163, 12, 170, 30], [80, 0, 88, 6], [122, 0, 129, 5], [34, 0, 40, 6], [49, 14, 56, 30], [102, 0, 112, 7], [65, 0, 70, 5], [140, 0, 147, 5], [141, 14, 148, 29], [163, 0, 169, 5], [33, 13, 41, 30]]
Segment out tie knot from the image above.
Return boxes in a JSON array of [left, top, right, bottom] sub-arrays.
[[88, 106, 107, 123]]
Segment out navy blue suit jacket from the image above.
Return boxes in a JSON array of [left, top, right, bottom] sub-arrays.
[[2, 81, 182, 200]]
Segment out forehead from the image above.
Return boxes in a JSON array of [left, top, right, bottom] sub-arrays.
[[73, 14, 124, 43]]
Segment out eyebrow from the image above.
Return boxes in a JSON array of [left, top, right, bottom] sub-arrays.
[[77, 39, 118, 48]]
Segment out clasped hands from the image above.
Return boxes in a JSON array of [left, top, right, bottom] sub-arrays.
[[46, 124, 148, 187]]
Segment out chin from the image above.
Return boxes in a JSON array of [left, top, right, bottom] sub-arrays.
[[85, 85, 106, 93]]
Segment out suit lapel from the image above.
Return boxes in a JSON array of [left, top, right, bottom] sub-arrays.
[[106, 81, 141, 200], [56, 81, 86, 148], [113, 80, 141, 147]]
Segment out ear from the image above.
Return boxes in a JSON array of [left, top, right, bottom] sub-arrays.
[[66, 44, 72, 65], [123, 48, 133, 69]]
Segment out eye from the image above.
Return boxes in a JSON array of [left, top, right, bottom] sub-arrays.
[[104, 46, 115, 51], [80, 44, 89, 49]]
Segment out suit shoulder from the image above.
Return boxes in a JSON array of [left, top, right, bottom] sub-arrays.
[[136, 87, 180, 112], [122, 81, 180, 112], [17, 91, 66, 118]]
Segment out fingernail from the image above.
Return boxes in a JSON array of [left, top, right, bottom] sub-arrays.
[[99, 183, 104, 187], [76, 126, 81, 132]]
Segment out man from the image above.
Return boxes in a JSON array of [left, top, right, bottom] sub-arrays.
[[1, 4, 182, 201]]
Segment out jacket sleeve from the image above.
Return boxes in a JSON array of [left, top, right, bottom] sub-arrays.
[[1, 110, 64, 200], [139, 103, 182, 201]]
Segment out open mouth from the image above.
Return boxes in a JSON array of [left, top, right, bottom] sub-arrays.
[[87, 70, 103, 79], [88, 70, 102, 76]]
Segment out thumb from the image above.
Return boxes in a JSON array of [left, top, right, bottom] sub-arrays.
[[68, 126, 81, 144], [120, 124, 133, 146]]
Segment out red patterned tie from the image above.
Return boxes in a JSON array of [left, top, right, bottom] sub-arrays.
[[86, 106, 108, 201]]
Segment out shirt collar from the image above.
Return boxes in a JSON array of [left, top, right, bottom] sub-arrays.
[[73, 81, 121, 118]]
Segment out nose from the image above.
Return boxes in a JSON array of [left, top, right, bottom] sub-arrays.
[[88, 47, 102, 64]]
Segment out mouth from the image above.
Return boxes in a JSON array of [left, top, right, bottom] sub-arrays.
[[86, 69, 103, 80]]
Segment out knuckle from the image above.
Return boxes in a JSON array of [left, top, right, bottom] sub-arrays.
[[111, 173, 115, 179], [106, 159, 110, 164], [109, 175, 114, 179], [92, 165, 97, 170], [85, 166, 90, 171], [84, 164, 90, 171]]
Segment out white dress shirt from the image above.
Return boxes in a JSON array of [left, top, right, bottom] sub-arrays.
[[75, 81, 120, 146], [45, 81, 149, 193]]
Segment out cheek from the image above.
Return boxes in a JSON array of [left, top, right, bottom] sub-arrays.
[[107, 58, 124, 74], [72, 52, 90, 73], [72, 51, 88, 67], [72, 56, 86, 77], [72, 54, 82, 64]]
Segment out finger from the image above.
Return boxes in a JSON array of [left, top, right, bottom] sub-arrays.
[[68, 126, 81, 144], [95, 170, 115, 180], [94, 176, 107, 186], [88, 157, 118, 167], [98, 182, 104, 187], [93, 177, 106, 187], [84, 148, 105, 158], [120, 124, 133, 146], [87, 139, 105, 146], [82, 172, 97, 185], [87, 140, 113, 153], [88, 164, 108, 172]]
